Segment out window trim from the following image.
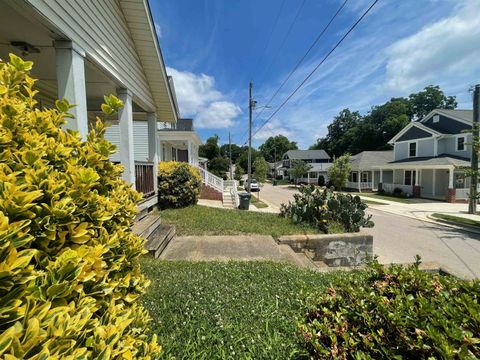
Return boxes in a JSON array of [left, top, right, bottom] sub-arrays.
[[408, 141, 417, 158], [456, 135, 466, 151], [403, 170, 416, 186]]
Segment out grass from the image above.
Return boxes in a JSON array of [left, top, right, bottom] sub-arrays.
[[362, 199, 388, 205], [160, 205, 317, 238], [354, 192, 412, 204], [250, 194, 269, 208], [431, 213, 480, 228], [141, 259, 350, 359]]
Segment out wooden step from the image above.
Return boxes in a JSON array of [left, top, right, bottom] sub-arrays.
[[132, 212, 161, 239], [145, 224, 176, 258]]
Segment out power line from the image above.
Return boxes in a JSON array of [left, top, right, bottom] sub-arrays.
[[257, 0, 308, 86], [250, 0, 350, 132], [251, 0, 379, 141]]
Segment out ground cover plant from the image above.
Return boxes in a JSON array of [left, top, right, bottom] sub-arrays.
[[0, 54, 159, 358], [157, 161, 202, 209], [299, 258, 480, 359], [160, 204, 320, 238], [432, 213, 480, 228], [281, 185, 373, 233], [141, 258, 349, 359]]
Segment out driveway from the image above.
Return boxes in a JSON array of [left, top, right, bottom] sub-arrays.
[[259, 183, 480, 279]]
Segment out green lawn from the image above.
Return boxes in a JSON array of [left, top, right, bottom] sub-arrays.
[[250, 194, 269, 208], [160, 205, 318, 238], [354, 192, 412, 204], [141, 259, 350, 359], [362, 198, 388, 205], [431, 213, 480, 228]]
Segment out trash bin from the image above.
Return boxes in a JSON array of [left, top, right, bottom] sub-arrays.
[[238, 192, 251, 210]]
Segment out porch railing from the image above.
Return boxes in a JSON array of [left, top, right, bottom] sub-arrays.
[[225, 180, 239, 208], [135, 161, 155, 198], [347, 181, 372, 190], [196, 166, 224, 193]]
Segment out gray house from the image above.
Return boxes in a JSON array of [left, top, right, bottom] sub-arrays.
[[375, 109, 472, 202], [347, 151, 394, 191], [280, 150, 331, 184]]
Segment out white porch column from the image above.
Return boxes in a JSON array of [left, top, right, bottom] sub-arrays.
[[358, 171, 361, 192], [307, 171, 310, 184], [54, 40, 88, 138], [117, 88, 135, 188], [432, 169, 436, 196], [187, 139, 193, 165], [448, 167, 454, 188], [380, 169, 383, 182], [147, 112, 158, 195], [371, 170, 374, 189], [415, 169, 420, 185]]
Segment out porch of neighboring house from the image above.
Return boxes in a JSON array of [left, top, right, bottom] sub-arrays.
[[0, 1, 177, 212], [158, 119, 201, 166], [377, 167, 471, 203], [347, 170, 392, 192]]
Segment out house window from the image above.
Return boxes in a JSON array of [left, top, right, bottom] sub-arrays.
[[404, 170, 416, 186], [409, 142, 417, 157], [457, 136, 466, 151], [433, 115, 439, 123], [361, 172, 368, 183], [454, 173, 466, 189], [350, 172, 358, 182]]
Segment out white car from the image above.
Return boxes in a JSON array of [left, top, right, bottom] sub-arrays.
[[247, 178, 260, 192]]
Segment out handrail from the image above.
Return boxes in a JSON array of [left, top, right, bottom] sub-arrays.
[[196, 166, 224, 193], [229, 180, 239, 208]]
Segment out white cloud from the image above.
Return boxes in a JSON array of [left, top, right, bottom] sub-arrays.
[[154, 22, 162, 38], [253, 119, 295, 141], [385, 0, 480, 92], [166, 67, 241, 128], [196, 101, 242, 128]]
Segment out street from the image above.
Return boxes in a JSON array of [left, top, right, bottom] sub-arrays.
[[259, 183, 480, 278]]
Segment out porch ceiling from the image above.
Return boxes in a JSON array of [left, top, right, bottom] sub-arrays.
[[159, 131, 201, 145]]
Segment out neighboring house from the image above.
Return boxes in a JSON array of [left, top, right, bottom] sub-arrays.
[[346, 151, 394, 191], [267, 161, 283, 178], [280, 150, 332, 184], [374, 109, 473, 202], [0, 0, 178, 211], [158, 118, 201, 165]]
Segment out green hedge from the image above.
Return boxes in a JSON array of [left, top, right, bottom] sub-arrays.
[[298, 258, 480, 359], [158, 161, 202, 209]]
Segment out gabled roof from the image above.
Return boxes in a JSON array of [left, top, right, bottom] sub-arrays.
[[421, 109, 473, 125], [350, 151, 394, 171], [385, 154, 470, 167], [284, 149, 330, 160], [388, 121, 440, 144]]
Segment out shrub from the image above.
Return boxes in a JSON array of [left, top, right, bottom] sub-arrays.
[[298, 258, 480, 359], [280, 185, 373, 233], [158, 161, 201, 209], [0, 54, 159, 358]]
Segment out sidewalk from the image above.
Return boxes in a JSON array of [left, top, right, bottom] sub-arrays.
[[358, 194, 480, 234]]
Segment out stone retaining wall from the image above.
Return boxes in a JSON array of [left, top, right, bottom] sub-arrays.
[[278, 232, 373, 267]]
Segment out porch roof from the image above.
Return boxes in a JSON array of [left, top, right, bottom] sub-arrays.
[[158, 130, 201, 146], [350, 150, 394, 171], [374, 154, 470, 169]]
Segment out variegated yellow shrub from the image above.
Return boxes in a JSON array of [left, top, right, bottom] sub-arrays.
[[157, 161, 201, 209], [0, 54, 160, 359]]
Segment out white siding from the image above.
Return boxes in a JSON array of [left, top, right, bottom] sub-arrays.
[[105, 121, 149, 162], [27, 0, 155, 112]]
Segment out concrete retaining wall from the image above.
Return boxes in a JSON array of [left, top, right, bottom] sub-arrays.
[[278, 232, 373, 267]]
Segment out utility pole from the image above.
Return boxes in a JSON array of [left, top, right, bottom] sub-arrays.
[[247, 81, 254, 193], [229, 131, 233, 180], [469, 84, 480, 214]]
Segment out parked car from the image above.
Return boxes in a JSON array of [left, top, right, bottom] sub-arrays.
[[246, 178, 260, 192]]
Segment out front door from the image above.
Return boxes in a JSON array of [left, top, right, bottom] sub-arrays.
[[404, 170, 416, 187]]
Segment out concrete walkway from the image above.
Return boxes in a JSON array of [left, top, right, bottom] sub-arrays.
[[160, 235, 316, 269]]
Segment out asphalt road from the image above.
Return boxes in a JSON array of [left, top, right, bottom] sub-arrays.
[[259, 183, 480, 279]]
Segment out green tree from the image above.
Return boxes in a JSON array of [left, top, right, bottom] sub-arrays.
[[409, 85, 457, 119], [328, 154, 352, 191], [199, 135, 220, 160], [289, 160, 313, 186], [253, 157, 268, 183], [220, 143, 243, 163], [259, 135, 298, 162], [208, 156, 229, 178], [234, 163, 245, 181], [237, 147, 261, 173]]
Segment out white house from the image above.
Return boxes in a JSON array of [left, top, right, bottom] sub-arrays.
[[0, 0, 179, 210], [279, 150, 332, 184]]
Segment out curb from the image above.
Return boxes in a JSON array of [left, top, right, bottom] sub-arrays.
[[426, 215, 480, 236]]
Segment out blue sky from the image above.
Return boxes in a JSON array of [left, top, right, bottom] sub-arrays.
[[150, 0, 480, 149]]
